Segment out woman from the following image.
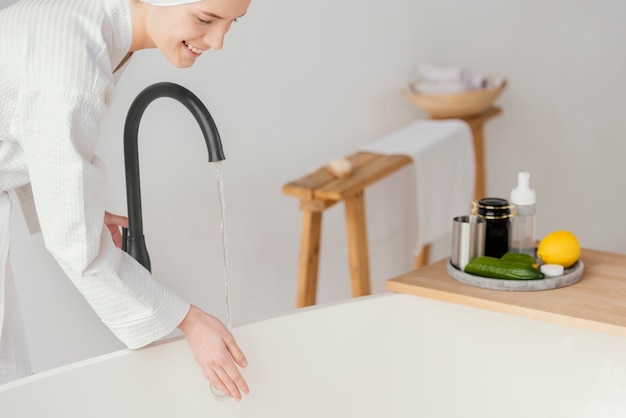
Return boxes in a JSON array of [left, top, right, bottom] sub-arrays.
[[0, 0, 251, 400]]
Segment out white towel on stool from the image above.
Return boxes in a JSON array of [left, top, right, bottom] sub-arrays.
[[360, 119, 475, 255]]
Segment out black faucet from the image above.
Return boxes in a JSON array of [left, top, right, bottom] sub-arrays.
[[121, 82, 226, 271]]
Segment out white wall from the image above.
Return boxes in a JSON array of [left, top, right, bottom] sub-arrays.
[[4, 0, 626, 373]]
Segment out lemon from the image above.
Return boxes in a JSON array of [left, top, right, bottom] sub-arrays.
[[536, 230, 581, 268]]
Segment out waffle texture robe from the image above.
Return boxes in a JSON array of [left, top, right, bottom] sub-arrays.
[[0, 0, 190, 384]]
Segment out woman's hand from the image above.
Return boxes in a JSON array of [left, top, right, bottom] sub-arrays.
[[178, 305, 249, 400], [104, 211, 129, 248]]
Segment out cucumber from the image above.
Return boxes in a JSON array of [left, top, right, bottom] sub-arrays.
[[464, 256, 545, 280], [501, 252, 537, 266]]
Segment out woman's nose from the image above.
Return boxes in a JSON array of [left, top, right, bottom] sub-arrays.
[[204, 27, 227, 51]]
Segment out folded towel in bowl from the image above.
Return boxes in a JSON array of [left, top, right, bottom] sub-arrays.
[[410, 81, 468, 95], [417, 63, 465, 82], [360, 119, 475, 256], [412, 63, 505, 94]]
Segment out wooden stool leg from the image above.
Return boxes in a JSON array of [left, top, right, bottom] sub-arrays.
[[344, 190, 371, 297], [470, 124, 486, 201], [296, 209, 322, 308], [414, 244, 431, 269]]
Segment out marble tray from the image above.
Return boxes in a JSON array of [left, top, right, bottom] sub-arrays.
[[446, 259, 584, 291]]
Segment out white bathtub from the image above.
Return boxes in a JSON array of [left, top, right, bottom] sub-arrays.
[[3, 293, 626, 417]]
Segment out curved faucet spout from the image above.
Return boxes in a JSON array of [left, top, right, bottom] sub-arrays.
[[122, 82, 226, 271]]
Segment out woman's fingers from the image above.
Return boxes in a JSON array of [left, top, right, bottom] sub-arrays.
[[214, 366, 242, 400], [104, 211, 129, 248], [178, 307, 250, 401], [205, 368, 230, 398], [206, 342, 248, 400], [104, 211, 129, 228], [223, 337, 249, 395], [225, 335, 248, 369]]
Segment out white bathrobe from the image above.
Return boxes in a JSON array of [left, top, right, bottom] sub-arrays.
[[0, 0, 190, 383]]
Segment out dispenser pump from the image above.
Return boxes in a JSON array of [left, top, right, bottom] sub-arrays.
[[510, 171, 536, 206], [509, 171, 536, 256]]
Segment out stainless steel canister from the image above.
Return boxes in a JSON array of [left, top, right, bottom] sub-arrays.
[[451, 215, 486, 270]]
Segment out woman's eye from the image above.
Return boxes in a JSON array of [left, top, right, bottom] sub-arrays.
[[196, 16, 211, 25]]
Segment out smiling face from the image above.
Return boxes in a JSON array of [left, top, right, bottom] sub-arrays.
[[133, 0, 251, 68]]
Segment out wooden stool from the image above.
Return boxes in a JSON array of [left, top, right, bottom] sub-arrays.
[[283, 107, 501, 308]]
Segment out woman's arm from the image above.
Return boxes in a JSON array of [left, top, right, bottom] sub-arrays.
[[103, 211, 249, 399], [14, 88, 189, 348], [17, 89, 249, 398]]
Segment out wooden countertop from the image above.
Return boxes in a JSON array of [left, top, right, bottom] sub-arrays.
[[386, 248, 626, 338]]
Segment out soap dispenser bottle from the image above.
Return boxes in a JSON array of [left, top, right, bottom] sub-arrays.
[[510, 171, 536, 256]]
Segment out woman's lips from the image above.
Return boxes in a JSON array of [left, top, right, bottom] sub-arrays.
[[183, 41, 205, 55]]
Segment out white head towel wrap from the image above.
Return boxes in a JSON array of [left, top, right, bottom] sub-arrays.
[[141, 0, 202, 6]]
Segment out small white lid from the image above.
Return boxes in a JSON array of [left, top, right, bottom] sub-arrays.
[[541, 264, 564, 277], [510, 171, 536, 206]]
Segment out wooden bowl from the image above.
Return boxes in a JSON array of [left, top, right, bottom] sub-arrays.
[[405, 80, 507, 118]]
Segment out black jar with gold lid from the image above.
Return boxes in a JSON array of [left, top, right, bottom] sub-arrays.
[[472, 197, 514, 258]]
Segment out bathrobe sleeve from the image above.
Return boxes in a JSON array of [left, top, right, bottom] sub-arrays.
[[12, 87, 191, 349]]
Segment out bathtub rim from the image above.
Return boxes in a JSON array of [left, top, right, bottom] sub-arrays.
[[0, 292, 401, 392]]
